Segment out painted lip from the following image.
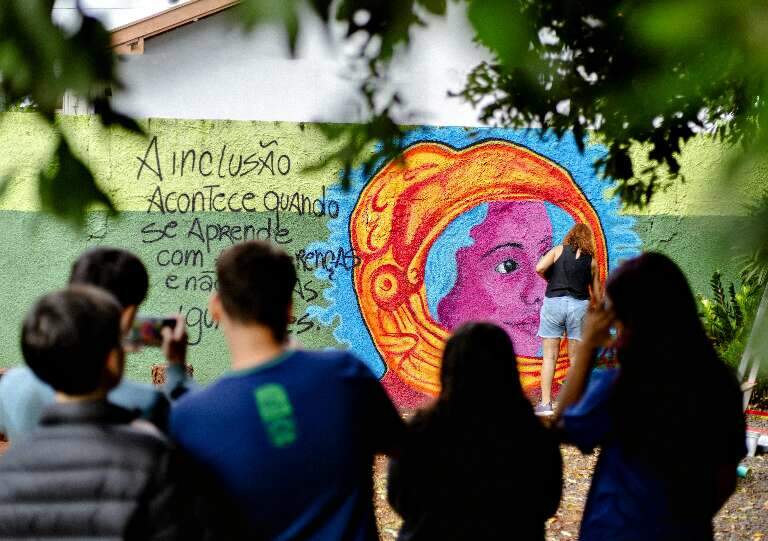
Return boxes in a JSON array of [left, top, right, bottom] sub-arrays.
[[503, 315, 539, 335]]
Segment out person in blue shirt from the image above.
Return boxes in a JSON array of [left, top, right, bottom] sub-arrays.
[[556, 252, 746, 541], [170, 241, 405, 541], [0, 247, 193, 441]]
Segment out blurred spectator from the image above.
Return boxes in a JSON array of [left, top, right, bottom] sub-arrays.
[[170, 241, 405, 540], [388, 322, 562, 541], [557, 252, 746, 541], [0, 247, 192, 441], [0, 286, 188, 539]]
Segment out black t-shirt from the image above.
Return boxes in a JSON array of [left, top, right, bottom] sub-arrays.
[[545, 245, 592, 300]]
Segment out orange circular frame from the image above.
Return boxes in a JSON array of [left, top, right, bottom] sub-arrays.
[[351, 141, 608, 396]]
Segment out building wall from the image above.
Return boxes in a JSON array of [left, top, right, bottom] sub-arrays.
[[0, 114, 760, 405], [110, 4, 489, 126]]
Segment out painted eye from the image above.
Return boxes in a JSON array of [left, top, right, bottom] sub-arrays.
[[495, 259, 518, 274]]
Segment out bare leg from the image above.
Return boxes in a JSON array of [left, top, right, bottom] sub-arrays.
[[541, 337, 560, 405], [567, 338, 579, 368]]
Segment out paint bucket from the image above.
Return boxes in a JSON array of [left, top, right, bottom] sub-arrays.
[[737, 464, 750, 478], [746, 431, 760, 457]]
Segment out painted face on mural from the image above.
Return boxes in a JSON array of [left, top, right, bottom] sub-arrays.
[[438, 201, 552, 357]]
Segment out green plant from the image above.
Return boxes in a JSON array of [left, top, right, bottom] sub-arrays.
[[699, 271, 767, 407], [735, 190, 768, 289]]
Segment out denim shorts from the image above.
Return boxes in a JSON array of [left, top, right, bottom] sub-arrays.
[[538, 296, 590, 340]]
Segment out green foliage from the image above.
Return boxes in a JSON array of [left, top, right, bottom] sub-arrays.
[[735, 190, 768, 288], [38, 138, 115, 227], [0, 0, 140, 226], [235, 0, 768, 206], [456, 1, 766, 207], [699, 271, 767, 406], [699, 272, 751, 348]]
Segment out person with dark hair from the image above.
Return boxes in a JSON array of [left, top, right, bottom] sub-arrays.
[[0, 247, 192, 441], [535, 222, 602, 415], [556, 252, 746, 541], [387, 322, 562, 541], [0, 286, 188, 540], [170, 240, 405, 540], [69, 246, 150, 308]]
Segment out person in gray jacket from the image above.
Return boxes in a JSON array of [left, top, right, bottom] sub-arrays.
[[0, 285, 187, 540]]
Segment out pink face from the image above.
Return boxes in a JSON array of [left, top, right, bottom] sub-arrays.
[[438, 201, 552, 357]]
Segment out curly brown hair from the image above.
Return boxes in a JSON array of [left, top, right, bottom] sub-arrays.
[[563, 223, 595, 256]]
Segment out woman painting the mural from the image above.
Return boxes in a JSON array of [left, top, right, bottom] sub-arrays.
[[534, 223, 601, 416]]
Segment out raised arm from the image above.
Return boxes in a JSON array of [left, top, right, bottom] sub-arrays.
[[553, 302, 614, 420], [590, 258, 602, 304], [536, 245, 562, 278], [161, 315, 198, 401]]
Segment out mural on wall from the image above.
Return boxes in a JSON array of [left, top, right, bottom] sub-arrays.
[[311, 127, 640, 406], [0, 116, 645, 405]]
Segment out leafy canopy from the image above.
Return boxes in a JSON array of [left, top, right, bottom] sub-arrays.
[[239, 0, 768, 207], [0, 0, 141, 225]]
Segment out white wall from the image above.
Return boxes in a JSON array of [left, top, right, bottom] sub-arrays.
[[53, 0, 182, 31], [110, 3, 491, 126]]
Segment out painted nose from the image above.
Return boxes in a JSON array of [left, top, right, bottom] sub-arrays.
[[522, 274, 544, 307]]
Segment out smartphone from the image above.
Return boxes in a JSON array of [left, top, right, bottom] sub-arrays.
[[126, 316, 177, 348]]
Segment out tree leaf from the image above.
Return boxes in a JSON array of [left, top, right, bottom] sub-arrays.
[[417, 0, 447, 16], [92, 98, 144, 135], [467, 0, 529, 67], [38, 136, 116, 227]]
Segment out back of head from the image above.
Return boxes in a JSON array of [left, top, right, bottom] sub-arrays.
[[408, 323, 553, 522], [563, 223, 595, 256], [216, 241, 297, 342], [439, 322, 525, 409], [69, 247, 149, 308], [21, 286, 122, 395], [418, 322, 539, 438], [606, 252, 709, 376]]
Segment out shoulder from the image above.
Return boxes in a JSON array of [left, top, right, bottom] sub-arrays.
[[108, 380, 162, 410], [0, 366, 48, 390], [172, 380, 221, 414], [3, 419, 172, 471], [0, 366, 54, 403], [111, 421, 173, 454], [295, 349, 376, 379], [170, 377, 236, 427]]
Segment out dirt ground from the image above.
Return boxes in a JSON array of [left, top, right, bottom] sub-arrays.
[[374, 441, 768, 541]]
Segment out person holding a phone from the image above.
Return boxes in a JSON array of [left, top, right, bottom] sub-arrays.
[[534, 223, 601, 416], [0, 247, 192, 441], [555, 253, 745, 540]]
